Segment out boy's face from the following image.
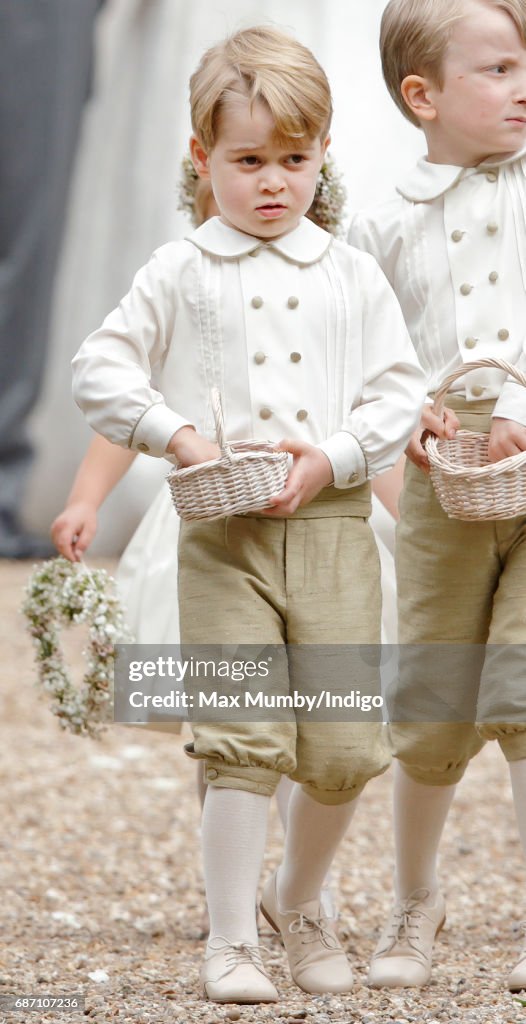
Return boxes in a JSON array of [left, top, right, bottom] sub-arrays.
[[191, 95, 329, 239], [409, 0, 526, 165]]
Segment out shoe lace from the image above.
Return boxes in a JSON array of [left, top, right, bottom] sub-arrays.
[[208, 937, 267, 974], [288, 912, 340, 949], [378, 887, 432, 958]]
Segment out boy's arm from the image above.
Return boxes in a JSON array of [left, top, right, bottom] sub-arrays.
[[51, 434, 137, 560], [490, 352, 526, 457], [72, 247, 194, 459]]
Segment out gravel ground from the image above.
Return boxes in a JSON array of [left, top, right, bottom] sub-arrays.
[[2, 558, 526, 1024]]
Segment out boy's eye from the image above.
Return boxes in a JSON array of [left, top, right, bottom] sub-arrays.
[[286, 154, 306, 165], [240, 155, 260, 166], [490, 64, 507, 74]]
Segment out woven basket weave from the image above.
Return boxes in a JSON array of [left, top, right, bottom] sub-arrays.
[[167, 389, 289, 521], [425, 358, 526, 521]]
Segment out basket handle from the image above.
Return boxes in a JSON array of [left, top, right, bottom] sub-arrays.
[[210, 387, 234, 461], [432, 358, 526, 417]]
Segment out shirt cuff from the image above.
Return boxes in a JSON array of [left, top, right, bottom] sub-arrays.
[[129, 402, 193, 456], [317, 431, 367, 489], [493, 382, 526, 427]]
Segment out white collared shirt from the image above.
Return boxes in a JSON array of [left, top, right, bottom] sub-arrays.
[[72, 216, 425, 488], [348, 147, 526, 423]]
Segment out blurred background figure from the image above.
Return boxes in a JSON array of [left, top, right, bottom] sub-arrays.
[[0, 0, 105, 557]]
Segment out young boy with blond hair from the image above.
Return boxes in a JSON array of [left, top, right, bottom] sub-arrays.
[[350, 0, 526, 992], [72, 26, 425, 1004]]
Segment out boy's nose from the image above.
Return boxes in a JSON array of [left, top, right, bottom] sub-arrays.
[[259, 170, 285, 192]]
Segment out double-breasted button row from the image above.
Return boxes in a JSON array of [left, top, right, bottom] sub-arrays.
[[250, 295, 300, 309], [464, 330, 509, 345], [258, 408, 309, 421], [451, 220, 499, 241], [253, 351, 302, 364]]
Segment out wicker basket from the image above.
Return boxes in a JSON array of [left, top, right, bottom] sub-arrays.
[[167, 389, 289, 521], [425, 358, 526, 521]]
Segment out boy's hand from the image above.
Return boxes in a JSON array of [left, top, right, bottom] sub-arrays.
[[51, 502, 97, 562], [405, 405, 460, 473], [261, 439, 334, 517], [166, 425, 220, 466], [488, 417, 526, 461]]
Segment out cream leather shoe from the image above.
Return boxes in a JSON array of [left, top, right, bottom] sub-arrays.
[[260, 872, 353, 994], [200, 937, 278, 1004], [368, 888, 446, 988], [508, 926, 526, 992]]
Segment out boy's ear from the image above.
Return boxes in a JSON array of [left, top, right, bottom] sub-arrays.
[[190, 136, 211, 179], [322, 134, 331, 159], [401, 75, 438, 122]]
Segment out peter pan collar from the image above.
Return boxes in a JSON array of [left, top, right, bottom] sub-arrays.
[[397, 144, 526, 202], [187, 216, 332, 265]]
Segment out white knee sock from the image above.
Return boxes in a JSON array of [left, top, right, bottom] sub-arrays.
[[508, 758, 526, 860], [201, 787, 269, 949], [275, 775, 294, 830], [276, 787, 357, 909], [394, 761, 456, 901]]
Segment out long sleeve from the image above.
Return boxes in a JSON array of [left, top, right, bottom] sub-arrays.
[[72, 246, 192, 456]]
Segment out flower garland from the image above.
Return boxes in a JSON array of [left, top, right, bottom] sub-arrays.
[[22, 558, 131, 738], [306, 156, 347, 238], [177, 153, 347, 236]]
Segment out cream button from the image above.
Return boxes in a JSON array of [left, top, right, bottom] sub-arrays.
[[254, 351, 266, 365], [287, 296, 299, 309], [460, 283, 473, 296], [251, 295, 263, 308], [465, 337, 477, 350], [487, 221, 499, 235], [296, 409, 308, 422], [451, 230, 464, 243], [207, 769, 219, 780], [498, 328, 510, 341], [471, 385, 484, 397], [137, 442, 150, 452], [290, 351, 302, 363], [348, 472, 359, 483], [489, 271, 499, 283], [259, 407, 272, 420], [486, 171, 498, 182]]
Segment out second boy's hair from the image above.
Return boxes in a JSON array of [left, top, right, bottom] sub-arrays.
[[381, 0, 526, 126], [190, 25, 332, 150]]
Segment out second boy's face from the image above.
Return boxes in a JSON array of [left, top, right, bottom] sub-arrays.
[[421, 0, 526, 165], [191, 95, 329, 239]]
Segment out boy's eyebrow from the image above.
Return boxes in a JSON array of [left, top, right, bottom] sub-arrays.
[[225, 143, 261, 153], [225, 141, 318, 156]]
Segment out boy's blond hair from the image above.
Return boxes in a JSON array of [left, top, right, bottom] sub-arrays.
[[381, 0, 526, 126], [190, 26, 332, 150]]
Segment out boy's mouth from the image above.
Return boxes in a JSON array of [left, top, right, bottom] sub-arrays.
[[256, 203, 287, 218]]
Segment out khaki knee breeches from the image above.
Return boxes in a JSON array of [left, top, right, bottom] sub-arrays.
[[391, 399, 526, 784], [178, 487, 390, 803]]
